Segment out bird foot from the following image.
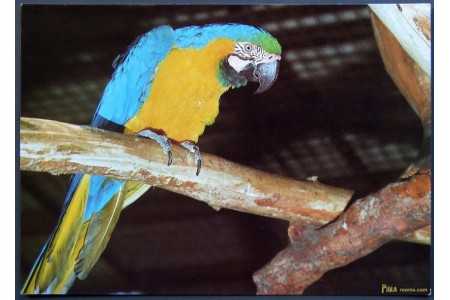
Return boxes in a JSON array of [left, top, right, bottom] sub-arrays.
[[180, 141, 202, 176], [137, 129, 173, 166]]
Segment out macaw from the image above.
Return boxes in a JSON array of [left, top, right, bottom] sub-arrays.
[[22, 23, 281, 294]]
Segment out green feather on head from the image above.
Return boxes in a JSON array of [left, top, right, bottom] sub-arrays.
[[175, 23, 282, 55]]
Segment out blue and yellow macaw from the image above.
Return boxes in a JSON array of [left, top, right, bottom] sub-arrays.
[[22, 23, 281, 294]]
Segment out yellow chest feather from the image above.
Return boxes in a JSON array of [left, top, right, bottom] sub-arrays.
[[125, 38, 235, 143]]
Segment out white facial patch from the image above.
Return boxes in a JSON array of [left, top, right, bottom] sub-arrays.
[[234, 42, 281, 64], [227, 55, 253, 73]]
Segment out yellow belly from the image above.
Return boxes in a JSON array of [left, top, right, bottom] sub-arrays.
[[124, 38, 235, 143]]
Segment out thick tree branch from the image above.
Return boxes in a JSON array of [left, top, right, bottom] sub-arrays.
[[253, 172, 431, 294], [20, 117, 353, 225]]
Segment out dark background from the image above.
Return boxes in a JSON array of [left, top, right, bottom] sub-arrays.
[[19, 4, 430, 295]]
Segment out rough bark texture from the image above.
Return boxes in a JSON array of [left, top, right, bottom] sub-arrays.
[[20, 117, 353, 226], [253, 173, 431, 294]]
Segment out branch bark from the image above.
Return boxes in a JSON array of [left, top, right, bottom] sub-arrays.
[[20, 117, 353, 226], [253, 172, 431, 294]]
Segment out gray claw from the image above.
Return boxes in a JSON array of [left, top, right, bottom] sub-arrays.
[[196, 158, 201, 176], [180, 141, 202, 176], [167, 149, 173, 166], [137, 129, 173, 166]]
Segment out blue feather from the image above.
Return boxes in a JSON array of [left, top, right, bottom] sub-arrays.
[[174, 23, 268, 49], [64, 174, 124, 223], [92, 25, 175, 127], [83, 176, 124, 221]]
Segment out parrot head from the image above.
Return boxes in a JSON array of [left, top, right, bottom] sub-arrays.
[[175, 23, 281, 94], [215, 24, 282, 94], [223, 40, 281, 93]]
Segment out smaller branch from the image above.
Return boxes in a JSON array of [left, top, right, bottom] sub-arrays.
[[253, 173, 431, 294], [20, 117, 353, 225]]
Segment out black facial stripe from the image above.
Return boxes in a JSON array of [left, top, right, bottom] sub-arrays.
[[235, 43, 268, 61]]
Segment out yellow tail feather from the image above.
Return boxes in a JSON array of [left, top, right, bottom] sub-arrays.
[[21, 175, 90, 294]]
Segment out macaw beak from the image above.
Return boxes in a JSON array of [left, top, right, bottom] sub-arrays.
[[239, 60, 280, 94], [254, 60, 280, 94]]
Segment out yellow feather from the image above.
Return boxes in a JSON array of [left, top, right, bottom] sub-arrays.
[[22, 175, 90, 294], [122, 181, 151, 209], [124, 38, 235, 142], [74, 186, 126, 280], [22, 175, 140, 294]]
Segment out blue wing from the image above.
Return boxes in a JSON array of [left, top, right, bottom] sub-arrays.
[[92, 25, 175, 129], [21, 26, 175, 294]]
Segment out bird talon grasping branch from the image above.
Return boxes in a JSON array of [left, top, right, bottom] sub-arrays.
[[180, 141, 202, 176], [137, 128, 173, 166]]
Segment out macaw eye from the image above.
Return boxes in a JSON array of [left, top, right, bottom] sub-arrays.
[[244, 44, 253, 52]]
